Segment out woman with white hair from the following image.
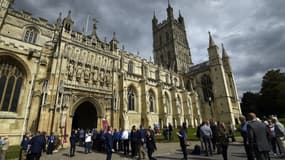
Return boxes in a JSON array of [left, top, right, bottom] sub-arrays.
[[272, 116, 285, 157]]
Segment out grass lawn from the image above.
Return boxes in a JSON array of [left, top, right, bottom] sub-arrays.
[[155, 127, 198, 143], [6, 145, 20, 159]]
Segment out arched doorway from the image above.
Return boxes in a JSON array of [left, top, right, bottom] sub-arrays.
[[72, 101, 97, 130]]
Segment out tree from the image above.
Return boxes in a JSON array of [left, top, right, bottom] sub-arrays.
[[241, 92, 260, 115], [241, 69, 285, 117]]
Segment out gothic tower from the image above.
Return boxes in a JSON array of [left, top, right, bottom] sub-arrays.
[[207, 32, 236, 125], [152, 1, 192, 73]]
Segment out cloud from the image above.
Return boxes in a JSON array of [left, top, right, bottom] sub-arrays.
[[13, 0, 285, 97]]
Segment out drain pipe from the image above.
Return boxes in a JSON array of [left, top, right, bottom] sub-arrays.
[[21, 53, 40, 138]]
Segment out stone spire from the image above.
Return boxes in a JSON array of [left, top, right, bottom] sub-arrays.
[[55, 12, 62, 30], [208, 31, 216, 47], [167, 0, 174, 20], [222, 43, 229, 58], [63, 10, 74, 31], [178, 10, 184, 25]]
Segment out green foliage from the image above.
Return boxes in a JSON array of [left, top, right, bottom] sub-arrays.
[[6, 145, 20, 159], [241, 69, 285, 117]]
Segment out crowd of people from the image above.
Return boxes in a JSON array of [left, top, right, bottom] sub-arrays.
[[239, 113, 285, 160], [195, 120, 233, 160], [1, 113, 284, 160], [69, 125, 158, 160]]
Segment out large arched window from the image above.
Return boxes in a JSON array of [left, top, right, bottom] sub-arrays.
[[201, 75, 213, 102], [128, 61, 134, 73], [23, 27, 38, 44], [149, 90, 155, 113], [0, 59, 25, 112], [128, 87, 136, 111]]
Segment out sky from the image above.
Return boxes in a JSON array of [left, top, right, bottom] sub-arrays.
[[13, 0, 285, 97]]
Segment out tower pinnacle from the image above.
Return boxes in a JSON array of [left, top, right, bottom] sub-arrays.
[[222, 43, 229, 58], [208, 31, 216, 47]]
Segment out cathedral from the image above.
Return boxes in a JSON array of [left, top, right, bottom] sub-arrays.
[[0, 0, 241, 145]]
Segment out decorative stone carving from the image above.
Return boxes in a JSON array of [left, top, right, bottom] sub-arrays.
[[76, 64, 83, 81], [67, 62, 74, 80], [92, 68, 98, 84], [84, 67, 90, 82]]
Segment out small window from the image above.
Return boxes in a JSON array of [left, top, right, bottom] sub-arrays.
[[149, 91, 155, 112], [128, 87, 136, 111], [23, 27, 38, 44], [128, 61, 134, 73]]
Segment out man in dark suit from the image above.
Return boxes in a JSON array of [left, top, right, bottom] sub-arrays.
[[247, 113, 271, 160], [28, 131, 46, 160], [105, 126, 113, 160]]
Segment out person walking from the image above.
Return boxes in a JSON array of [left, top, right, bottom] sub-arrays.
[[247, 113, 271, 160], [177, 126, 187, 160], [200, 121, 213, 156], [46, 132, 55, 155], [146, 130, 157, 160], [69, 130, 77, 157], [105, 126, 113, 160]]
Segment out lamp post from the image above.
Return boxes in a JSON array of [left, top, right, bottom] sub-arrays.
[[208, 97, 214, 120]]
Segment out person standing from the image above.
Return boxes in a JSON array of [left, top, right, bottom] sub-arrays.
[[69, 130, 77, 157], [20, 132, 30, 160], [217, 122, 229, 160], [238, 115, 254, 160], [267, 119, 278, 155], [85, 130, 92, 154], [28, 132, 46, 160], [200, 121, 213, 156], [168, 123, 173, 141], [105, 126, 113, 160], [272, 117, 285, 157], [112, 129, 120, 152], [121, 128, 129, 156], [210, 121, 218, 152], [137, 125, 146, 160], [247, 113, 271, 160], [79, 128, 85, 146], [46, 132, 55, 155], [177, 126, 187, 160], [0, 136, 9, 160], [130, 125, 138, 158], [146, 130, 157, 160]]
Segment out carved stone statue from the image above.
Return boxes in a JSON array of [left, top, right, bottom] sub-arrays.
[[60, 108, 67, 128], [84, 67, 90, 82], [92, 68, 98, 83], [67, 62, 74, 79], [76, 65, 83, 81]]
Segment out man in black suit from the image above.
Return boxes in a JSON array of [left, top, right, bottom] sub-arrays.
[[105, 126, 113, 160], [247, 113, 271, 160], [28, 131, 46, 160]]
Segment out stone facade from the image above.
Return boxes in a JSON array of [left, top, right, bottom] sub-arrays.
[[0, 0, 241, 145]]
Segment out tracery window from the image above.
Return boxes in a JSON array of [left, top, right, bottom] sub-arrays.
[[0, 60, 25, 112], [23, 27, 38, 44], [128, 61, 133, 73], [149, 91, 155, 112], [128, 87, 136, 111], [201, 75, 213, 102]]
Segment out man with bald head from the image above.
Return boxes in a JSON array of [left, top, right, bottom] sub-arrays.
[[247, 113, 271, 160]]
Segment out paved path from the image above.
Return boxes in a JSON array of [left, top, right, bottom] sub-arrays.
[[35, 141, 283, 160]]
